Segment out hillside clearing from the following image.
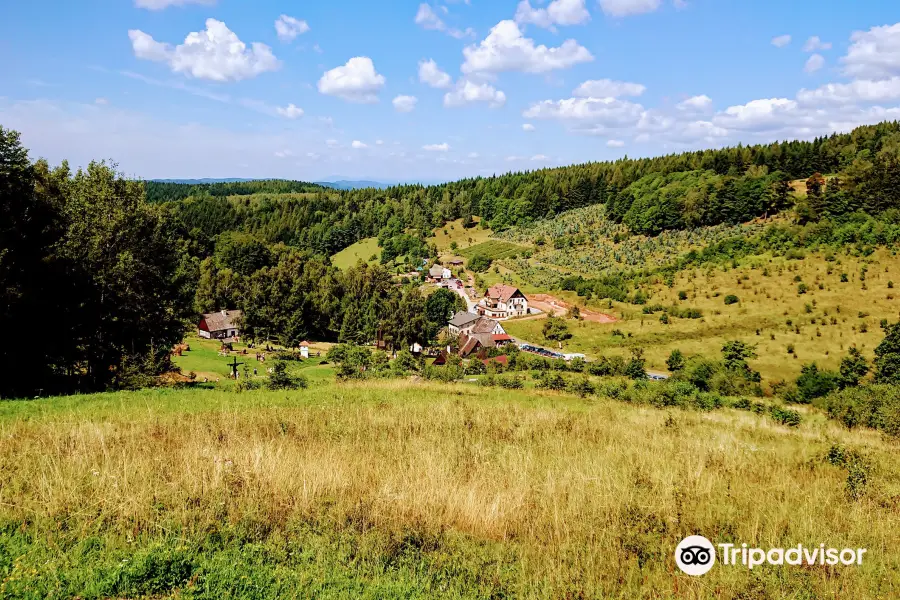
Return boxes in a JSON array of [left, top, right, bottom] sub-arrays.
[[330, 237, 381, 270]]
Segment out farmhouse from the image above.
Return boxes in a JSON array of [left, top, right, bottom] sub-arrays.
[[198, 309, 242, 340], [448, 312, 507, 337], [427, 264, 452, 282], [478, 284, 528, 319]]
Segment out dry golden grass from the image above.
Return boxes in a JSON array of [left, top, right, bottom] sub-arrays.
[[1, 380, 898, 597]]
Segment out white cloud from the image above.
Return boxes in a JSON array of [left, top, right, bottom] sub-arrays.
[[522, 123, 535, 131], [797, 77, 900, 105], [805, 54, 825, 74], [393, 95, 418, 112], [607, 139, 625, 147], [275, 15, 310, 42], [94, 97, 109, 105], [843, 23, 900, 79], [803, 36, 831, 52], [712, 98, 799, 132], [677, 94, 713, 112], [351, 140, 367, 149], [275, 103, 304, 119], [531, 154, 550, 160], [598, 0, 661, 17], [274, 149, 293, 158], [573, 78, 645, 98], [128, 19, 279, 82], [418, 59, 453, 89], [423, 143, 450, 151], [771, 34, 792, 48], [318, 57, 385, 103], [135, 0, 214, 10], [523, 96, 644, 131], [514, 0, 590, 29], [461, 20, 593, 75], [443, 79, 507, 108], [414, 3, 475, 39]]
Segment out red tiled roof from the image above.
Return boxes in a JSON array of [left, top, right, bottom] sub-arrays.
[[492, 334, 512, 341], [482, 355, 509, 366], [485, 284, 522, 303]]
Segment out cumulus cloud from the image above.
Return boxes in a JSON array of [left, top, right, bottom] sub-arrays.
[[771, 34, 792, 48], [712, 98, 799, 132], [461, 20, 592, 75], [128, 19, 279, 82], [414, 3, 475, 39], [423, 143, 450, 151], [677, 94, 713, 112], [798, 77, 900, 105], [573, 79, 646, 98], [418, 59, 453, 89], [523, 96, 644, 130], [275, 15, 310, 42], [318, 57, 385, 103], [843, 22, 900, 79], [135, 0, 214, 10], [351, 140, 367, 149], [607, 139, 625, 147], [393, 95, 418, 112], [515, 0, 590, 29], [275, 103, 304, 119], [443, 79, 507, 108], [598, 0, 661, 17], [803, 36, 831, 52], [805, 54, 825, 73], [522, 123, 535, 131]]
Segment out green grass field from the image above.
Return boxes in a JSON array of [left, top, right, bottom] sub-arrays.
[[330, 237, 381, 270], [173, 335, 335, 386], [0, 380, 897, 598], [432, 217, 494, 254], [459, 240, 530, 261]]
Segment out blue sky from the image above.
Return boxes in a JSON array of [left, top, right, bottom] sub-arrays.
[[2, 0, 900, 182]]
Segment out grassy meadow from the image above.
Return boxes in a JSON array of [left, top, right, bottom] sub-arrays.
[[503, 247, 900, 383], [330, 237, 382, 270], [1, 380, 898, 598]]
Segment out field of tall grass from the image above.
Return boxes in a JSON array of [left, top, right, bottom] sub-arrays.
[[1, 380, 898, 598]]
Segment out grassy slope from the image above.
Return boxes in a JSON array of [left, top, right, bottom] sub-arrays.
[[0, 380, 898, 598], [503, 247, 900, 382], [330, 237, 381, 270], [433, 218, 494, 254]]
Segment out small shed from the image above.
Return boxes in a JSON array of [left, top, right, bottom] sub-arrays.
[[299, 341, 310, 358]]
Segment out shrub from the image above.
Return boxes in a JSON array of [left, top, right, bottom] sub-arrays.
[[677, 290, 688, 301], [794, 363, 839, 403], [468, 254, 493, 272], [267, 361, 307, 390], [568, 376, 596, 398], [724, 294, 739, 305], [497, 375, 524, 389], [537, 372, 567, 391], [770, 406, 802, 427]]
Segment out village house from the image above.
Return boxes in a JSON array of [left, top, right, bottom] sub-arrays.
[[427, 264, 452, 282], [456, 317, 512, 357], [477, 284, 528, 319], [198, 309, 243, 341], [448, 312, 507, 337]]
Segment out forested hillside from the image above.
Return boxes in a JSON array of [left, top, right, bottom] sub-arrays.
[[162, 121, 900, 257]]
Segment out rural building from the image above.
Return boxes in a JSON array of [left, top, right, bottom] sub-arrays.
[[449, 312, 507, 337], [448, 311, 480, 336], [300, 341, 310, 358], [427, 264, 452, 282], [198, 310, 242, 340], [478, 284, 528, 319]]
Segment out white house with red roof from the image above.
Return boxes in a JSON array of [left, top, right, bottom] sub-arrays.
[[477, 284, 528, 319]]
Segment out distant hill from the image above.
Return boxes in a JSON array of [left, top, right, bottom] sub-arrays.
[[315, 180, 393, 190], [152, 178, 256, 184]]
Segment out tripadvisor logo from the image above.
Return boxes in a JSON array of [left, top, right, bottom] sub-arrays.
[[675, 536, 867, 576]]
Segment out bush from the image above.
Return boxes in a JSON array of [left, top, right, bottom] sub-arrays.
[[468, 254, 493, 272], [724, 294, 739, 305], [267, 361, 308, 390], [794, 363, 839, 403], [497, 375, 524, 389], [823, 385, 900, 436], [568, 376, 595, 398], [769, 406, 802, 427], [537, 372, 567, 391]]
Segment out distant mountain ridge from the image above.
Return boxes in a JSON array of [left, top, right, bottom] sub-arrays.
[[314, 180, 393, 190]]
